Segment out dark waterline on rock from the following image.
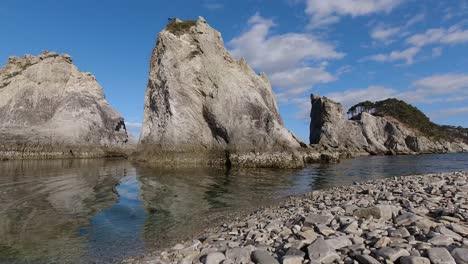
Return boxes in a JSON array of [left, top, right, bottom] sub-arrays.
[[0, 153, 467, 263]]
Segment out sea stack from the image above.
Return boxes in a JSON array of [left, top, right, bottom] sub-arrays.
[[0, 51, 130, 159], [137, 17, 307, 168], [310, 94, 468, 156]]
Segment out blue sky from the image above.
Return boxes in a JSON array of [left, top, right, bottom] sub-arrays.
[[1, 0, 468, 141]]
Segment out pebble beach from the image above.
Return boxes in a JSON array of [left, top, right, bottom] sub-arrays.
[[127, 171, 468, 264]]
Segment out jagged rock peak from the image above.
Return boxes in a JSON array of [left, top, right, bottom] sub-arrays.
[[7, 50, 72, 65], [310, 94, 468, 156], [0, 51, 131, 160], [1, 51, 75, 89], [309, 94, 345, 145], [137, 17, 307, 168]]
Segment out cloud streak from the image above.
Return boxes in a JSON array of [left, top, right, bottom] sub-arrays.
[[370, 25, 401, 43], [325, 86, 398, 112], [369, 13, 425, 43], [432, 107, 468, 118], [305, 0, 403, 28], [366, 46, 420, 64], [407, 24, 468, 47], [203, 1, 224, 10], [321, 73, 468, 116], [400, 73, 468, 103], [229, 14, 344, 99], [367, 22, 468, 65], [125, 122, 142, 138]]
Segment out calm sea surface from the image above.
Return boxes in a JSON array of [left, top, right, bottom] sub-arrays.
[[0, 153, 467, 263]]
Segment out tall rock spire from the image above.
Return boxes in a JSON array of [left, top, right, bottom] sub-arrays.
[[137, 17, 307, 168]]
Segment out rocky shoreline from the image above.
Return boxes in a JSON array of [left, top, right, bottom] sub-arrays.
[[0, 143, 132, 161], [127, 171, 468, 264]]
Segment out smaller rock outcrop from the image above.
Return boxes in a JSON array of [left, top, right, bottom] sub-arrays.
[[310, 94, 468, 157], [0, 51, 132, 160]]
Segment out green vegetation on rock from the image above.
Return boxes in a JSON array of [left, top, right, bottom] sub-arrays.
[[348, 98, 468, 143], [166, 19, 197, 36], [0, 244, 21, 262]]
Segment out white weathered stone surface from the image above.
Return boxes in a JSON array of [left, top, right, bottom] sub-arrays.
[[251, 250, 280, 264], [0, 51, 131, 159], [307, 237, 340, 263], [309, 94, 468, 157], [427, 248, 456, 264], [204, 251, 225, 264], [282, 255, 303, 264], [451, 223, 468, 236], [353, 204, 395, 220], [376, 247, 410, 262], [451, 248, 468, 264], [355, 254, 381, 264], [400, 256, 431, 264], [137, 17, 309, 168]]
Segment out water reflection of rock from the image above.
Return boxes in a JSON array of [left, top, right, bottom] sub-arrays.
[[0, 159, 127, 263], [1, 154, 466, 262], [81, 172, 147, 263], [135, 166, 300, 248]]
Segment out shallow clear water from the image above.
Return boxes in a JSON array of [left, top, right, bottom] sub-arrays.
[[0, 153, 467, 263]]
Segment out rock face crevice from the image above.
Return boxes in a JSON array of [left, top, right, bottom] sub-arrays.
[[136, 17, 308, 168], [310, 94, 468, 156], [0, 51, 132, 160]]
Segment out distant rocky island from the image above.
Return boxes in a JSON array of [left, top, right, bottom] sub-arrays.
[[0, 18, 466, 167], [0, 51, 133, 160], [310, 95, 468, 157]]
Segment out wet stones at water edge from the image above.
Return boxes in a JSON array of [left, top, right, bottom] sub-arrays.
[[126, 171, 468, 264]]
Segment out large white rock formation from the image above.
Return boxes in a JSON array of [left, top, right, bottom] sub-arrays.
[[0, 51, 130, 159], [137, 17, 308, 168]]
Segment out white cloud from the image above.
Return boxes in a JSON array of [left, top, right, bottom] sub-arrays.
[[229, 14, 344, 73], [398, 73, 468, 103], [269, 66, 336, 95], [406, 24, 468, 47], [322, 73, 468, 111], [432, 47, 443, 57], [405, 13, 425, 27], [442, 28, 468, 44], [433, 107, 468, 117], [325, 86, 398, 111], [290, 97, 312, 120], [288, 73, 468, 121], [407, 28, 447, 47], [367, 21, 468, 65], [412, 73, 468, 94], [370, 25, 401, 43], [126, 122, 142, 129], [126, 122, 142, 138], [203, 0, 224, 10], [443, 1, 468, 21], [336, 65, 352, 76], [369, 13, 425, 43], [366, 46, 420, 65], [229, 14, 344, 98], [305, 0, 403, 28]]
